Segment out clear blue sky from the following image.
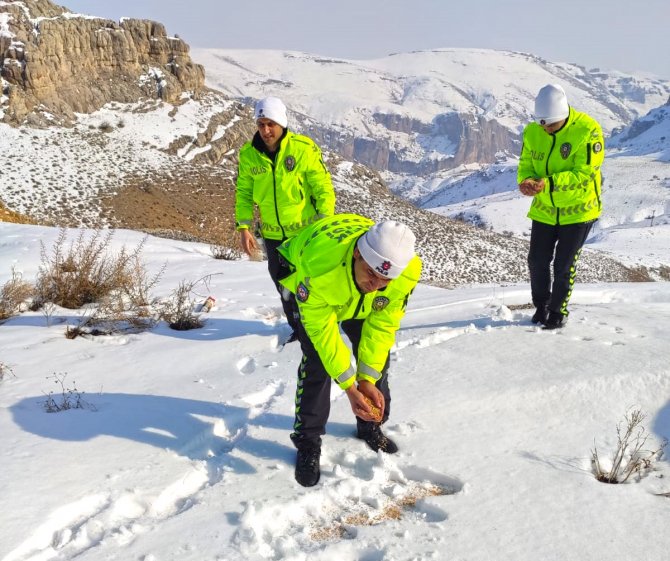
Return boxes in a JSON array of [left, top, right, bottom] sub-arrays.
[[63, 0, 669, 80]]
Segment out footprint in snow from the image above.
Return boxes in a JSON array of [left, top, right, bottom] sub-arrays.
[[237, 380, 285, 419], [242, 305, 284, 326]]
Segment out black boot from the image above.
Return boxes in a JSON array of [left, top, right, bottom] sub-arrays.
[[295, 445, 321, 487], [543, 311, 567, 330], [357, 424, 398, 454], [531, 305, 548, 325]]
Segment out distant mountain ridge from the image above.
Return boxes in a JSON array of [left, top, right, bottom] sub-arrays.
[[193, 47, 670, 183]]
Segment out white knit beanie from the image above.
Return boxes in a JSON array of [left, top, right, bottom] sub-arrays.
[[357, 221, 416, 279], [534, 84, 569, 125], [254, 96, 288, 128]]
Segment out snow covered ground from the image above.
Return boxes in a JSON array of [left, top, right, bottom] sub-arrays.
[[1, 222, 669, 561]]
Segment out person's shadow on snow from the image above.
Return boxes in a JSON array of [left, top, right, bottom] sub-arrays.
[[10, 393, 353, 476], [653, 400, 670, 457]]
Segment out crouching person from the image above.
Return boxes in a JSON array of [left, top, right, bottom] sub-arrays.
[[278, 214, 422, 487]]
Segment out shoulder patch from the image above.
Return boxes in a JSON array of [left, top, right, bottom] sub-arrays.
[[560, 143, 572, 159], [284, 155, 296, 171], [372, 296, 390, 311], [296, 281, 309, 302]]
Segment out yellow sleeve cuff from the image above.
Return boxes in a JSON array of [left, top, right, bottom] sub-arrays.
[[338, 375, 356, 390], [356, 373, 378, 385]]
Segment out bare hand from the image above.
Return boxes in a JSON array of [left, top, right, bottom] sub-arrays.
[[239, 229, 259, 256], [519, 179, 544, 197], [345, 381, 384, 422]]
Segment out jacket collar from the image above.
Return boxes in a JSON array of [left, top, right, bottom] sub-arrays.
[[252, 128, 289, 159]]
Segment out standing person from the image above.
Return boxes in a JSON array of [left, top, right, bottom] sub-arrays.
[[278, 214, 422, 487], [236, 96, 336, 341], [518, 84, 604, 329]]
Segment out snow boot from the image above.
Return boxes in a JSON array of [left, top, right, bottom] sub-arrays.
[[357, 424, 398, 454], [543, 311, 568, 330], [295, 445, 321, 487], [531, 305, 548, 325]]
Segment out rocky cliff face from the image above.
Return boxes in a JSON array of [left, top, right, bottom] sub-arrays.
[[0, 0, 204, 125], [301, 112, 519, 176]]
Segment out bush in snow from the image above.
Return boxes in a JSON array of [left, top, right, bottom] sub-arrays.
[[209, 224, 244, 261], [158, 275, 219, 330], [210, 242, 243, 261], [41, 372, 95, 413], [591, 408, 668, 484], [33, 229, 164, 337], [0, 267, 34, 321], [35, 228, 158, 309]]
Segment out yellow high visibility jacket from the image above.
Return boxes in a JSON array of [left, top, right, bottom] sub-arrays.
[[236, 130, 335, 240], [518, 108, 604, 225], [279, 214, 422, 390]]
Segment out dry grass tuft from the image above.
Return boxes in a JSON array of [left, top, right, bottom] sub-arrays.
[[0, 268, 34, 321], [310, 484, 448, 542], [592, 409, 668, 484]]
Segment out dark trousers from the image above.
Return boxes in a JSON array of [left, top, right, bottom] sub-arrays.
[[263, 238, 298, 331], [528, 220, 594, 316], [290, 318, 391, 450]]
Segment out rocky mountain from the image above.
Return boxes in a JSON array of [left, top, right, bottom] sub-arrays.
[[0, 0, 204, 126], [609, 95, 670, 153], [0, 1, 648, 286], [193, 48, 670, 196]]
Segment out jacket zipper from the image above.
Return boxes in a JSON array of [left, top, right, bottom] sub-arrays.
[[589, 144, 603, 210], [546, 134, 559, 226], [352, 294, 365, 318], [270, 158, 286, 239]]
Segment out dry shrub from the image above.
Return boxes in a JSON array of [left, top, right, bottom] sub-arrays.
[[35, 228, 157, 310], [209, 225, 243, 261], [159, 275, 219, 330], [64, 293, 157, 339], [210, 243, 243, 260], [32, 229, 164, 337], [0, 267, 34, 320], [592, 409, 668, 484], [41, 372, 95, 412]]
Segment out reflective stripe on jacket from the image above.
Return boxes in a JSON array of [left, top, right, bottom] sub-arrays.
[[517, 108, 604, 225], [235, 130, 335, 240], [278, 214, 422, 389]]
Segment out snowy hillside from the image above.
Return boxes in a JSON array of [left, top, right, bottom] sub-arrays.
[[193, 47, 670, 229], [194, 48, 669, 136], [0, 89, 641, 286], [1, 222, 669, 561]]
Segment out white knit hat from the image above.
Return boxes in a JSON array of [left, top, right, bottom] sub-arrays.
[[254, 96, 288, 128], [534, 84, 569, 125], [357, 221, 416, 279]]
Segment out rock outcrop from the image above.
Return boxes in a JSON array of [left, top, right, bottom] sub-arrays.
[[0, 0, 204, 125], [301, 111, 519, 176]]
